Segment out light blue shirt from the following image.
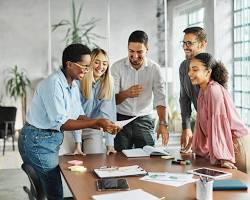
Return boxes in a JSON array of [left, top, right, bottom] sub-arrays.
[[73, 80, 116, 146], [27, 69, 84, 132]]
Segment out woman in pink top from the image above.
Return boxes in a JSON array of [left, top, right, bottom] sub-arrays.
[[188, 53, 250, 173]]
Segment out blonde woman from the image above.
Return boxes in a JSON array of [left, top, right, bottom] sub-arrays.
[[73, 48, 117, 155]]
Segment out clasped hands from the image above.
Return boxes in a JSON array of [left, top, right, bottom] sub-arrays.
[[97, 118, 121, 135]]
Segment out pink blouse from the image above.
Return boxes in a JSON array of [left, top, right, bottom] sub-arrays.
[[192, 80, 249, 164]]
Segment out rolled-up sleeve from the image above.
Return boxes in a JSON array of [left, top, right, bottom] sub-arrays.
[[153, 66, 167, 108]]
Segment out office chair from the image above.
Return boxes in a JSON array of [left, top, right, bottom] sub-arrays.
[[22, 163, 74, 200], [0, 106, 17, 155]]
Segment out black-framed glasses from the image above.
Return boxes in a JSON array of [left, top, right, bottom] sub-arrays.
[[73, 62, 90, 72], [180, 41, 197, 47]]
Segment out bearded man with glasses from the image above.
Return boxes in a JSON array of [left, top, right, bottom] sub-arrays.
[[179, 27, 207, 154]]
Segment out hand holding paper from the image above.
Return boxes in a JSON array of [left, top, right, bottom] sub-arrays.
[[115, 116, 137, 128]]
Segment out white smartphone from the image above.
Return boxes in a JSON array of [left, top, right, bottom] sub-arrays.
[[187, 167, 232, 179]]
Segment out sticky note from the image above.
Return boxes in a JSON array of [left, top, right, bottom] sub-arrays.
[[68, 165, 87, 172], [67, 160, 83, 165], [161, 155, 175, 160]]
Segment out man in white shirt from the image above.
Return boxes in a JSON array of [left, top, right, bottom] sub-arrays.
[[111, 30, 169, 151]]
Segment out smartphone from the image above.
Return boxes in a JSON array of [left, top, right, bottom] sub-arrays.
[[96, 178, 129, 191]]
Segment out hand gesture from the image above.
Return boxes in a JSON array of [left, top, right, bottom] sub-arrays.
[[157, 125, 169, 145], [106, 145, 117, 155], [126, 84, 143, 98], [180, 129, 193, 153], [97, 119, 121, 135], [73, 142, 86, 156]]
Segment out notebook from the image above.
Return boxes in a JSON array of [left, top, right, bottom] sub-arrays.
[[122, 145, 170, 158], [213, 179, 248, 191]]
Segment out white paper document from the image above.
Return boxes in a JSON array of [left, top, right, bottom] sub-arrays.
[[94, 165, 147, 178], [115, 117, 137, 128], [140, 172, 197, 187], [92, 189, 159, 200], [122, 145, 170, 158]]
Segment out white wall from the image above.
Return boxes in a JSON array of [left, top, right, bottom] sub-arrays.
[[0, 0, 48, 128], [109, 0, 158, 64], [0, 0, 159, 128]]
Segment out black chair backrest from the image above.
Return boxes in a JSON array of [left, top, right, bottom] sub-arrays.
[[21, 163, 46, 200], [0, 106, 17, 129]]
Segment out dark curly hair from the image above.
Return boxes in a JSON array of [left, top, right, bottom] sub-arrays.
[[194, 53, 229, 88]]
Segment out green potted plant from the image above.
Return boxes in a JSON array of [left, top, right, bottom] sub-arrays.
[[5, 65, 31, 124], [52, 0, 104, 48]]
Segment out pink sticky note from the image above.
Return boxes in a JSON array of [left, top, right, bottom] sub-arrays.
[[67, 160, 83, 165]]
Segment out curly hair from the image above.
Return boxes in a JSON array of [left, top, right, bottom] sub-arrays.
[[194, 53, 229, 88]]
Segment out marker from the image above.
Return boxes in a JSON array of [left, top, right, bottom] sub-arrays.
[[172, 160, 191, 165]]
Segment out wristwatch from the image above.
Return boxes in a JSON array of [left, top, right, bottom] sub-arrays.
[[159, 120, 168, 127]]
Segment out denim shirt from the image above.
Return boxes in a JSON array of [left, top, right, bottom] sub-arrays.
[[73, 80, 116, 146], [27, 69, 84, 132]]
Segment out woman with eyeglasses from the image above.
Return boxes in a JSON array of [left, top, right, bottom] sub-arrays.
[[18, 44, 120, 200], [188, 52, 250, 173], [71, 48, 117, 155]]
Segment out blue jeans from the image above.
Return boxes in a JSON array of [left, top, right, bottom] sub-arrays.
[[18, 123, 64, 200]]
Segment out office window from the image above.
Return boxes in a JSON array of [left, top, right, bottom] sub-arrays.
[[187, 7, 204, 27], [233, 0, 250, 126]]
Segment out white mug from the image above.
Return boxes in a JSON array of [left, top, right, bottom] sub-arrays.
[[196, 179, 213, 200]]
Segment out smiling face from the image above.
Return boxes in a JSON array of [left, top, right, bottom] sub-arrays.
[[91, 52, 109, 80], [69, 54, 91, 80], [128, 42, 147, 69], [188, 58, 211, 90], [182, 33, 205, 60]]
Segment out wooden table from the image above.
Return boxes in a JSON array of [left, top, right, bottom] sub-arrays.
[[59, 151, 250, 200]]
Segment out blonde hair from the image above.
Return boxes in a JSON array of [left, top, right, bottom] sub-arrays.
[[80, 48, 113, 100]]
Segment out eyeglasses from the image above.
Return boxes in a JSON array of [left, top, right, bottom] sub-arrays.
[[180, 41, 197, 47], [73, 62, 90, 72]]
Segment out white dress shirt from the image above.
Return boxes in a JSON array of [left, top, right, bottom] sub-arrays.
[[111, 57, 167, 116]]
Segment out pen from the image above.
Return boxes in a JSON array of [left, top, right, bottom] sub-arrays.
[[159, 197, 166, 200]]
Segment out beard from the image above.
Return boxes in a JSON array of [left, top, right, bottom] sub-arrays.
[[129, 57, 143, 67]]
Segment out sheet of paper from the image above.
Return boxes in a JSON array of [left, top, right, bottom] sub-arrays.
[[94, 165, 147, 178], [115, 116, 137, 128], [140, 172, 197, 187], [122, 148, 150, 157], [92, 189, 159, 200]]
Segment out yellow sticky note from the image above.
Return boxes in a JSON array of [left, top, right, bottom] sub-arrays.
[[68, 165, 87, 172], [161, 155, 175, 160]]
